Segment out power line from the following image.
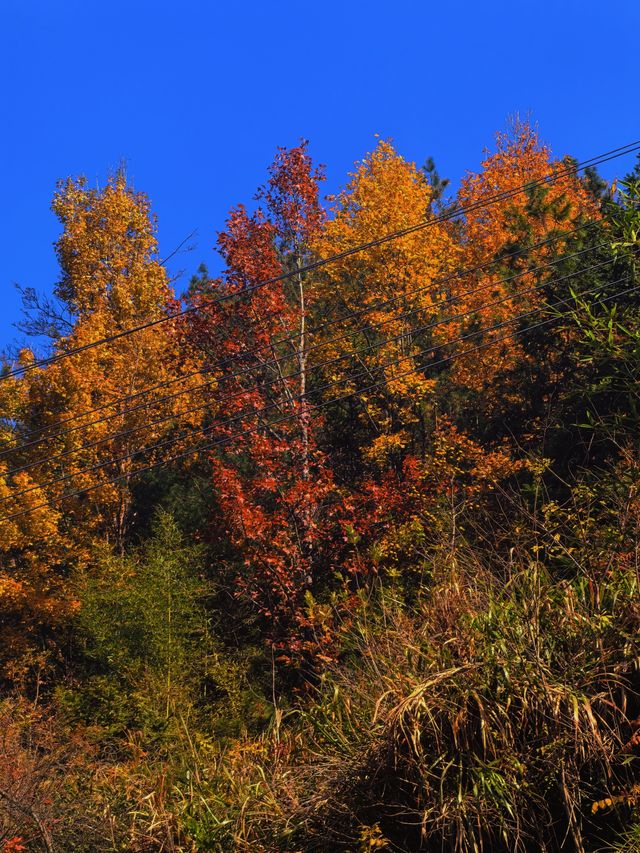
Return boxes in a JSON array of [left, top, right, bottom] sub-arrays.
[[3, 251, 616, 480], [2, 140, 637, 382], [2, 280, 633, 526], [0, 223, 604, 459], [1, 274, 632, 518]]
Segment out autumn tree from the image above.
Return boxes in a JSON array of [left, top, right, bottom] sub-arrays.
[[188, 143, 349, 652], [0, 172, 205, 682], [436, 121, 602, 417], [313, 139, 458, 468]]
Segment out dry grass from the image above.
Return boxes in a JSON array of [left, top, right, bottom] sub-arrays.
[[226, 552, 640, 851], [5, 548, 640, 851]]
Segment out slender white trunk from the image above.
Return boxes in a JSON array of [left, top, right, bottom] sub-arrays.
[[295, 243, 313, 575], [297, 248, 310, 485]]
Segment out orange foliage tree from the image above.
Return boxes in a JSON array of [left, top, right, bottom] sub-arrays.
[[0, 172, 204, 681], [436, 121, 600, 395], [313, 140, 458, 465]]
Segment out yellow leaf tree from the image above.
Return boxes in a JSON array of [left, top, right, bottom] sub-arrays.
[[0, 172, 204, 682], [313, 140, 458, 464]]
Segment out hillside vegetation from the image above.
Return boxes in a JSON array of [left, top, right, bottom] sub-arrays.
[[2, 124, 640, 851]]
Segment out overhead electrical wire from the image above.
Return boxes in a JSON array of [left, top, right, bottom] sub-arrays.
[[2, 239, 612, 469], [2, 251, 618, 480], [1, 279, 633, 525], [1, 274, 633, 521], [0, 224, 606, 459], [2, 137, 638, 522], [1, 139, 638, 383]]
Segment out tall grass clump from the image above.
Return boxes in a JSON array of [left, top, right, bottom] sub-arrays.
[[226, 544, 640, 852]]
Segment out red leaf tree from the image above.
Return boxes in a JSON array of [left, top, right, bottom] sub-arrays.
[[189, 143, 350, 652]]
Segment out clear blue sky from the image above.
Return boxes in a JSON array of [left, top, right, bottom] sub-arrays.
[[1, 0, 638, 352]]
